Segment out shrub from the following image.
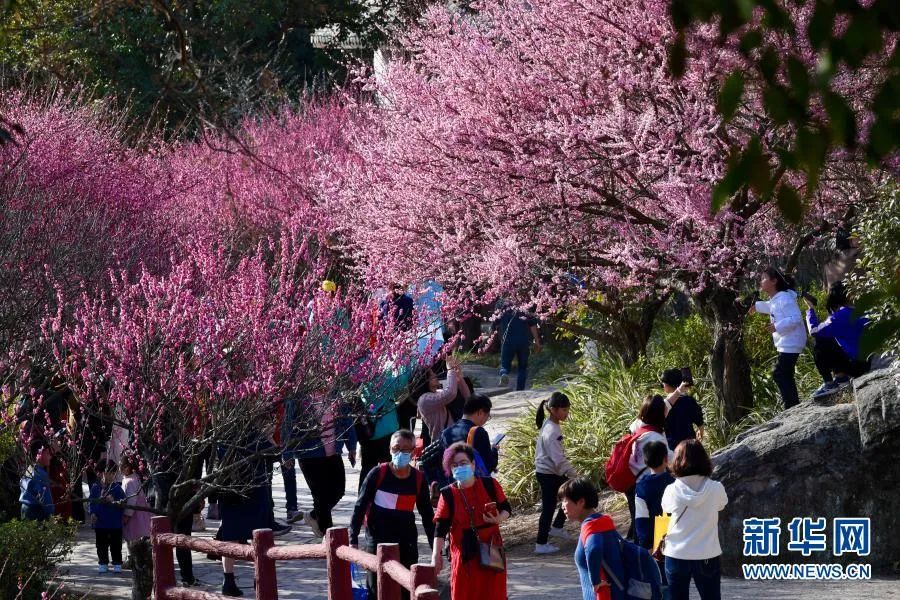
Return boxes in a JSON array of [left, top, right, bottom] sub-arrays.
[[0, 518, 75, 599], [498, 313, 823, 508]]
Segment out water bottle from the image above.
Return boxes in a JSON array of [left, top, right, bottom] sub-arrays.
[[351, 563, 368, 599]]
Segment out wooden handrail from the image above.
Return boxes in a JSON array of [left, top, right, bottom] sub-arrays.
[[150, 517, 438, 600]]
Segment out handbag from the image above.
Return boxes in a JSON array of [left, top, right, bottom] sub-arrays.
[[457, 482, 506, 572], [652, 507, 687, 562]]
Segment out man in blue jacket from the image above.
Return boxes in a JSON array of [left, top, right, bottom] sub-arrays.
[[20, 440, 55, 521]]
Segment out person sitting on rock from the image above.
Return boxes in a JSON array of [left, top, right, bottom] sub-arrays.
[[805, 281, 870, 398]]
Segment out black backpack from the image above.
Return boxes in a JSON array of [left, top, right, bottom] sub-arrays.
[[418, 437, 446, 471]]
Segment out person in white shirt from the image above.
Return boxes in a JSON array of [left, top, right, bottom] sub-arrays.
[[749, 266, 807, 408], [661, 439, 728, 600], [534, 392, 578, 554]]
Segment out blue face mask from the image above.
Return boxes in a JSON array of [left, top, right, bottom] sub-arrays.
[[391, 451, 412, 468], [452, 464, 475, 483]]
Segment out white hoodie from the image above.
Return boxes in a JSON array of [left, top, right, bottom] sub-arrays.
[[661, 475, 728, 560], [755, 290, 807, 354]]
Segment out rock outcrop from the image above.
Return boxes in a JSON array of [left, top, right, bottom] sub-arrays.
[[713, 367, 900, 575]]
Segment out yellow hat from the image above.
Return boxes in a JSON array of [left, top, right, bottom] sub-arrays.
[[321, 280, 337, 293]]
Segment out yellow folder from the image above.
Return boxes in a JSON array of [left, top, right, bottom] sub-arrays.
[[653, 514, 671, 553]]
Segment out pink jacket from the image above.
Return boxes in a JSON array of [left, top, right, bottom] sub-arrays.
[[122, 474, 152, 541]]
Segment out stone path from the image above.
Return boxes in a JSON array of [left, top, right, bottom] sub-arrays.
[[54, 368, 899, 598]]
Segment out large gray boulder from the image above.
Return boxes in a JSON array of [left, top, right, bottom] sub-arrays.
[[712, 367, 900, 575]]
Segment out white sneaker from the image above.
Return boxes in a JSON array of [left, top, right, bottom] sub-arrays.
[[192, 513, 207, 532], [549, 526, 574, 541], [534, 543, 560, 555], [97, 564, 108, 574], [304, 512, 323, 537]]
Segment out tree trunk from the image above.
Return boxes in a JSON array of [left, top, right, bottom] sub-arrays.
[[557, 293, 669, 367], [129, 537, 154, 600], [696, 286, 754, 422]]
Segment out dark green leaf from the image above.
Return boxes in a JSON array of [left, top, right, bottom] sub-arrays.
[[853, 290, 884, 314], [739, 29, 763, 55], [711, 148, 745, 213], [841, 13, 882, 67], [808, 0, 836, 50], [669, 33, 687, 78], [823, 91, 857, 147], [786, 56, 811, 104], [670, 0, 692, 30], [763, 85, 791, 124], [776, 147, 799, 170], [718, 71, 745, 121], [776, 182, 803, 223], [759, 46, 780, 81], [745, 139, 774, 197], [796, 126, 829, 188], [859, 318, 900, 356]]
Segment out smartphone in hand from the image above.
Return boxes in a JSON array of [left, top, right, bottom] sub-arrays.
[[484, 502, 498, 518], [680, 367, 694, 386]]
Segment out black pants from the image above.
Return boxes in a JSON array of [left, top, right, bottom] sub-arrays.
[[536, 473, 567, 544], [300, 455, 345, 530], [365, 536, 418, 600], [359, 436, 391, 492], [773, 352, 800, 409], [153, 473, 195, 583], [626, 485, 637, 541], [812, 337, 868, 382], [95, 527, 123, 565]]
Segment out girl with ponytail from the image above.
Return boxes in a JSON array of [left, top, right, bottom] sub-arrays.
[[534, 392, 578, 554]]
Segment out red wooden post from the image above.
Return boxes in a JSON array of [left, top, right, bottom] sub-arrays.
[[410, 564, 438, 599], [326, 527, 352, 600], [376, 543, 401, 600], [151, 516, 176, 600], [253, 528, 278, 600]]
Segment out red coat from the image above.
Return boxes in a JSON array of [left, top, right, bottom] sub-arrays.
[[434, 479, 507, 600]]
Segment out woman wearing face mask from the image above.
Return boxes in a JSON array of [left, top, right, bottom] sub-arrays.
[[350, 430, 435, 600], [432, 443, 512, 600]]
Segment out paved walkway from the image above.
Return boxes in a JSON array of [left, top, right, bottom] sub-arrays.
[[55, 369, 899, 598]]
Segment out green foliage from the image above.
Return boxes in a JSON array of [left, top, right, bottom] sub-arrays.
[[0, 0, 424, 135], [670, 0, 898, 221], [499, 312, 821, 508], [0, 518, 75, 599], [849, 185, 900, 354]]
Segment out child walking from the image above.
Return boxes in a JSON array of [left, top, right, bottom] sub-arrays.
[[634, 440, 675, 550], [121, 454, 152, 567], [89, 459, 126, 574], [534, 392, 578, 554]]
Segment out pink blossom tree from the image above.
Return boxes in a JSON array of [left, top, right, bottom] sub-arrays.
[[0, 92, 172, 437], [343, 0, 879, 420], [40, 226, 413, 523]]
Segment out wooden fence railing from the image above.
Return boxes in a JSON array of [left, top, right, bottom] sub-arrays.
[[150, 516, 439, 600]]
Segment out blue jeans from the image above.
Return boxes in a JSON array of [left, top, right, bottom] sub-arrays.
[[665, 556, 721, 600], [500, 342, 530, 391], [282, 462, 298, 511]]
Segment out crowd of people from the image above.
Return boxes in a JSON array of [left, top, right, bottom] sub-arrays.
[[14, 273, 874, 599]]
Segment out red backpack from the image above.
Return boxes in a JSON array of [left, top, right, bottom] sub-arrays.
[[604, 425, 660, 492]]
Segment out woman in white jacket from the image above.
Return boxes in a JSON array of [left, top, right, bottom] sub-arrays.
[[662, 439, 728, 600], [750, 267, 807, 408], [534, 392, 578, 554]]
